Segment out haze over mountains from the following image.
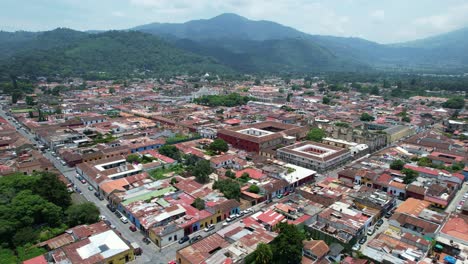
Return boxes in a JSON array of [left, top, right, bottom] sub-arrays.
[[1, 13, 468, 77]]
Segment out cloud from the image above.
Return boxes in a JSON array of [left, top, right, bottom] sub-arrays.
[[370, 10, 385, 22], [111, 11, 126, 17]]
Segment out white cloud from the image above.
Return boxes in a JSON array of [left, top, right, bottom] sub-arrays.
[[370, 10, 385, 22]]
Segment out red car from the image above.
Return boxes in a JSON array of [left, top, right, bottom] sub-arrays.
[[129, 225, 137, 232]]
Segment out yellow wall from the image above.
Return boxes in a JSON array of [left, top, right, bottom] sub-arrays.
[[148, 230, 160, 247], [201, 210, 222, 228], [105, 248, 135, 264]]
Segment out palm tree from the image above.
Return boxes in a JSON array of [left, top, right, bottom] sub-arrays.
[[254, 243, 273, 264]]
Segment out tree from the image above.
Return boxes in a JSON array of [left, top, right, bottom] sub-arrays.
[[442, 97, 465, 109], [253, 243, 273, 264], [12, 91, 22, 104], [184, 154, 199, 166], [390, 159, 405, 170], [55, 107, 62, 114], [248, 185, 260, 194], [286, 93, 293, 102], [209, 139, 229, 153], [108, 87, 115, 94], [225, 170, 235, 179], [271, 223, 305, 264], [32, 172, 71, 209], [192, 197, 205, 210], [360, 113, 375, 122], [158, 145, 181, 161], [402, 168, 418, 184], [254, 79, 261, 85], [402, 116, 411, 122], [306, 128, 326, 142], [322, 96, 331, 104], [28, 111, 34, 118], [370, 86, 380, 95], [192, 159, 213, 184], [417, 157, 431, 167], [126, 154, 140, 163], [65, 202, 100, 226], [25, 96, 34, 106], [241, 172, 250, 180], [213, 179, 241, 200]]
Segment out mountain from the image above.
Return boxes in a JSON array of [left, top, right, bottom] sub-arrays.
[[134, 13, 468, 72], [133, 13, 307, 41], [0, 28, 88, 61], [1, 30, 232, 78]]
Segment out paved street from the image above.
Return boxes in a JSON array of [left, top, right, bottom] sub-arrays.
[[446, 182, 468, 213]]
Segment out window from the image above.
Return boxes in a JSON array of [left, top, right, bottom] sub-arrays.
[[169, 237, 172, 241], [174, 235, 177, 240]]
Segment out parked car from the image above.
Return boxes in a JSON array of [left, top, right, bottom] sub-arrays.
[[276, 193, 283, 199], [178, 236, 189, 244], [352, 243, 361, 251], [94, 191, 100, 197], [120, 216, 128, 224], [376, 219, 384, 227], [367, 226, 375, 236], [115, 211, 122, 218], [244, 208, 254, 214], [129, 225, 137, 232], [99, 215, 107, 221], [142, 237, 151, 245], [226, 216, 234, 222], [189, 235, 202, 244], [204, 224, 215, 232], [457, 205, 462, 211], [359, 236, 367, 244], [384, 211, 392, 218], [87, 186, 94, 191], [106, 204, 116, 212]]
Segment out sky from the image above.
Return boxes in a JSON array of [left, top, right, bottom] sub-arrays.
[[1, 0, 468, 43]]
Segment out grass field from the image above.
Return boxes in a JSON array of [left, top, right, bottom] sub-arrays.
[[11, 108, 34, 113]]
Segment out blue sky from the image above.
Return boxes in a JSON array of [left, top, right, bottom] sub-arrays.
[[2, 0, 468, 43]]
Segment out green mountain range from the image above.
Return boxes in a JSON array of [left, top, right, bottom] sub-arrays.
[[1, 13, 468, 78]]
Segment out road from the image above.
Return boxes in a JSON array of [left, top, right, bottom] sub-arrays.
[[0, 108, 159, 263], [446, 182, 468, 213]]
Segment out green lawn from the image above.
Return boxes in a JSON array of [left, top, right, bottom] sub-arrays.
[[149, 164, 185, 180], [11, 108, 34, 113]]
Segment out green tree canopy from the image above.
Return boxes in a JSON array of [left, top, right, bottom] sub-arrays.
[[158, 145, 182, 161], [442, 97, 465, 109], [225, 170, 236, 179], [360, 112, 375, 122], [65, 203, 100, 226], [192, 197, 205, 210], [191, 159, 213, 184], [402, 168, 418, 184], [306, 128, 326, 142], [253, 243, 273, 264], [213, 179, 241, 200], [322, 96, 331, 104], [390, 159, 405, 170], [126, 154, 140, 163], [209, 139, 229, 153], [248, 185, 260, 194], [271, 223, 305, 264]]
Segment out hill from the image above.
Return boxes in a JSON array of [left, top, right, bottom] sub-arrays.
[[1, 30, 232, 79], [135, 13, 468, 72], [133, 13, 307, 41]]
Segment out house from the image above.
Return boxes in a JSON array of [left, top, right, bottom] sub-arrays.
[[81, 115, 107, 126], [302, 240, 329, 262]]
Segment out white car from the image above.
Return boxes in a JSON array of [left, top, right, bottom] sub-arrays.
[[204, 224, 215, 232], [352, 243, 361, 251], [463, 193, 468, 199], [457, 205, 462, 211]]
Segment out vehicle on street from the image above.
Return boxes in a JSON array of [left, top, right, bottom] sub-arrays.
[[234, 214, 240, 219], [376, 219, 384, 227], [459, 201, 464, 205], [94, 191, 100, 197], [131, 242, 142, 255], [204, 224, 215, 232], [120, 216, 128, 224], [99, 215, 106, 221], [384, 211, 392, 218], [106, 204, 116, 212], [226, 216, 234, 222], [352, 244, 361, 251], [75, 187, 82, 194], [284, 191, 289, 196], [367, 226, 375, 236], [189, 235, 202, 244], [129, 225, 137, 232], [277, 193, 283, 199], [457, 205, 462, 211], [222, 222, 229, 226], [359, 236, 367, 244], [142, 237, 151, 245], [115, 211, 122, 218], [87, 186, 94, 191], [244, 208, 254, 214], [463, 193, 468, 199], [110, 224, 116, 229], [61, 160, 67, 166], [179, 236, 189, 244]]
